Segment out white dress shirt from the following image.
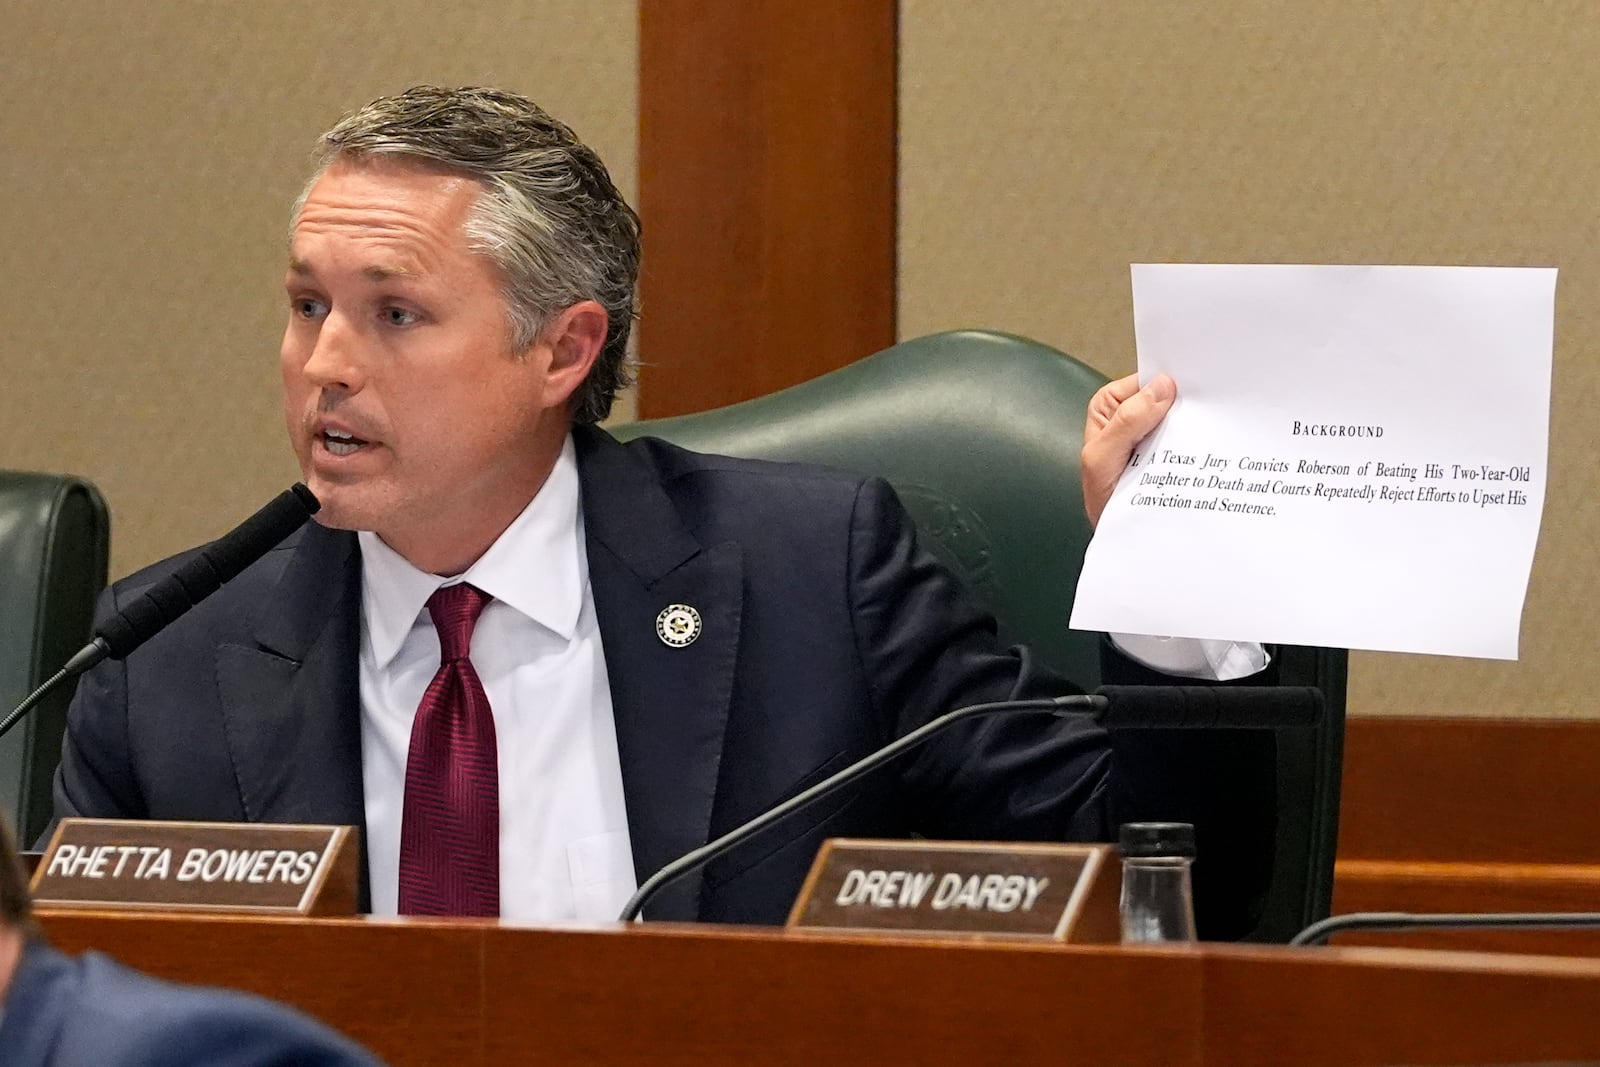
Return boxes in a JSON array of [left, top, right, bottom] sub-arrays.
[[357, 437, 637, 923], [1110, 633, 1268, 680]]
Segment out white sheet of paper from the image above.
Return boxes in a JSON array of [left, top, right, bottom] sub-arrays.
[[1070, 264, 1556, 660]]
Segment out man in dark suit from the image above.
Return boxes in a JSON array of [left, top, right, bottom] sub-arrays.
[[0, 819, 383, 1066], [53, 86, 1258, 924]]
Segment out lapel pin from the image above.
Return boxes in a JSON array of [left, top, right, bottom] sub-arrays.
[[655, 604, 702, 648]]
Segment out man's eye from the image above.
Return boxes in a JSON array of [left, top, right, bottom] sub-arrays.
[[382, 306, 420, 327], [293, 298, 327, 319]]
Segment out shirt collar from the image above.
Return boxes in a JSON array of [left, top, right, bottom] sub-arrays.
[[359, 435, 586, 670]]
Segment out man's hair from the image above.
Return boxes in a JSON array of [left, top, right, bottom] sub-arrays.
[[296, 85, 642, 424], [0, 817, 33, 931]]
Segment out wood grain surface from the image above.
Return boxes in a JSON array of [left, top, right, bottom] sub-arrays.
[[37, 910, 1600, 1066], [1340, 717, 1600, 864], [1330, 859, 1600, 957], [636, 0, 897, 417]]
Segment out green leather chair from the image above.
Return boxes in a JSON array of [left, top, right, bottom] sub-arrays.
[[617, 329, 1346, 942], [0, 472, 109, 843], [618, 329, 1106, 688]]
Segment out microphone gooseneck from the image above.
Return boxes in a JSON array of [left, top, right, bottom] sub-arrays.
[[1093, 685, 1323, 729], [617, 692, 1109, 922], [0, 483, 320, 743]]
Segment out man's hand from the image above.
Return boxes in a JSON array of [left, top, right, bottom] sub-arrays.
[[1081, 373, 1176, 528]]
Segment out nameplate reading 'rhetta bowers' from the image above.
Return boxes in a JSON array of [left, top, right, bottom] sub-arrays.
[[788, 839, 1119, 942], [31, 819, 358, 916]]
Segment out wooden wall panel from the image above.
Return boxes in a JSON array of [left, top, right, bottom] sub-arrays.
[[1339, 717, 1600, 864], [637, 1, 897, 418]]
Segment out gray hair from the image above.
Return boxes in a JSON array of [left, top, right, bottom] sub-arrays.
[[294, 86, 641, 424]]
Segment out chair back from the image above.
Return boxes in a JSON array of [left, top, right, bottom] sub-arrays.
[[0, 472, 109, 842], [619, 329, 1344, 942], [617, 329, 1107, 687], [1106, 670, 1345, 943]]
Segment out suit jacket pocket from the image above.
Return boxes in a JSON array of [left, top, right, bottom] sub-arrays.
[[700, 749, 860, 892]]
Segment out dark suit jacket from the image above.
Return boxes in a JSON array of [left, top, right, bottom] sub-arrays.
[[0, 940, 382, 1066], [54, 427, 1124, 923]]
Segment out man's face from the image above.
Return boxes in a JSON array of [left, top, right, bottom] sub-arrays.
[[281, 160, 565, 571]]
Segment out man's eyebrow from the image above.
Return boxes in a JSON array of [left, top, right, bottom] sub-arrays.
[[361, 264, 419, 281], [285, 258, 420, 281]]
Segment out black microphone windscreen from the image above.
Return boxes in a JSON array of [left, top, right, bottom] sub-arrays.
[[1093, 685, 1322, 729], [96, 484, 320, 659]]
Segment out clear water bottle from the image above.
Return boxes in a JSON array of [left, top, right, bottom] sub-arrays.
[[1119, 822, 1198, 944]]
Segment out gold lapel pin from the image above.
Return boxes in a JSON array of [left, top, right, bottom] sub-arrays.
[[655, 604, 702, 648]]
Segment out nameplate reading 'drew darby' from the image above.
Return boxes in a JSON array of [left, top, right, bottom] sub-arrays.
[[31, 819, 358, 916], [788, 839, 1119, 942]]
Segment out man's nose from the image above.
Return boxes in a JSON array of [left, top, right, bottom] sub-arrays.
[[300, 312, 366, 392]]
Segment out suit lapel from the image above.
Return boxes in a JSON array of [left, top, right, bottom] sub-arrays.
[[576, 427, 743, 921], [214, 523, 366, 840]]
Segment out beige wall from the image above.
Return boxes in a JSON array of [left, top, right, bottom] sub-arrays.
[[9, 2, 1593, 721], [0, 0, 638, 579], [900, 0, 1600, 718]]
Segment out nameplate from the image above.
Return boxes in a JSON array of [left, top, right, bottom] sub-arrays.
[[31, 819, 358, 916], [788, 839, 1119, 942]]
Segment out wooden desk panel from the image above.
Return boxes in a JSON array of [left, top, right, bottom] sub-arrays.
[[1341, 717, 1600, 863], [1205, 946, 1600, 1066], [1335, 717, 1600, 956], [1331, 859, 1600, 956], [482, 925, 1198, 1065], [36, 910, 1600, 1066]]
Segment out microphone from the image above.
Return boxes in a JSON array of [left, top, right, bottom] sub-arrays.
[[0, 483, 320, 742], [617, 692, 1110, 922], [1292, 911, 1600, 947], [617, 683, 1322, 922], [1095, 685, 1323, 728]]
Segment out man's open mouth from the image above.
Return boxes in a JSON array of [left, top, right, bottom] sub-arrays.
[[322, 430, 370, 456]]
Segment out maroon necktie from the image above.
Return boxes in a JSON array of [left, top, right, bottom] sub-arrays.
[[397, 583, 500, 916]]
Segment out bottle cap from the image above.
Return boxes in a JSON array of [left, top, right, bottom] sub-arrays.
[[1118, 821, 1196, 859]]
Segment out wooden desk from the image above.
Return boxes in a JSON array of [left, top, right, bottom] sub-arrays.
[[1333, 859, 1600, 955], [1333, 717, 1600, 955], [36, 910, 1600, 1066]]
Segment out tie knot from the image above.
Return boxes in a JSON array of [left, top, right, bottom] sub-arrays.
[[427, 583, 491, 662]]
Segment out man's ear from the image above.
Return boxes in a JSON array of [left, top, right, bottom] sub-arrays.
[[533, 300, 609, 409]]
